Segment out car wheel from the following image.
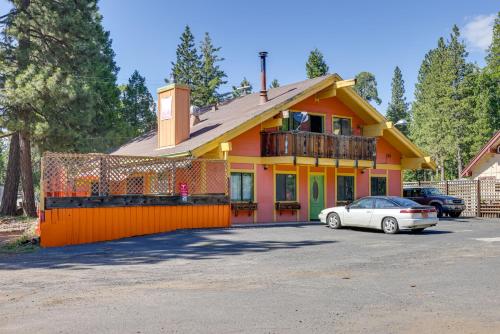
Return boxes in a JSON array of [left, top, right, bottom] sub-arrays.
[[433, 204, 443, 218], [382, 217, 399, 234], [412, 228, 426, 233], [327, 212, 341, 229], [449, 212, 461, 218]]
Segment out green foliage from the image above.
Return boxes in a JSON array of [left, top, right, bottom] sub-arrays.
[[471, 12, 500, 155], [169, 25, 201, 89], [386, 66, 410, 134], [169, 27, 226, 107], [232, 77, 252, 98], [0, 0, 127, 153], [120, 70, 156, 137], [197, 32, 227, 107], [306, 48, 329, 78], [410, 25, 483, 180], [354, 72, 382, 105], [270, 79, 280, 88]]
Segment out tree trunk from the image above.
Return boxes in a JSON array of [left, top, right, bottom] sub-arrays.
[[0, 133, 21, 216], [457, 146, 462, 179], [19, 130, 37, 217], [440, 158, 445, 181]]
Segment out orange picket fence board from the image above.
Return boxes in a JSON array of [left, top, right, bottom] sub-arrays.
[[40, 204, 231, 247]]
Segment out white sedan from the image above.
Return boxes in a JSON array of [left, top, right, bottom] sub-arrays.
[[318, 196, 438, 234]]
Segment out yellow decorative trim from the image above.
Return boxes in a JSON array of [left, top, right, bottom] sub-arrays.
[[190, 76, 336, 157], [262, 117, 283, 129]]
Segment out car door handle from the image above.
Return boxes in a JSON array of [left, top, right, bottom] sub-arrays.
[[366, 210, 373, 213]]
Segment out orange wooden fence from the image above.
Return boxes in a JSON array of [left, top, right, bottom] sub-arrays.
[[40, 204, 230, 247]]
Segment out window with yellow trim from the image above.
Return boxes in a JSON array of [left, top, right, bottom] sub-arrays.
[[231, 172, 254, 202], [276, 174, 296, 201], [370, 176, 387, 196], [333, 117, 352, 135]]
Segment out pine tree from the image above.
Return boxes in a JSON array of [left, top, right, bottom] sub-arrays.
[[471, 12, 500, 155], [269, 79, 280, 88], [0, 0, 125, 215], [197, 32, 227, 107], [410, 26, 476, 180], [121, 70, 156, 136], [232, 78, 252, 98], [305, 48, 329, 78], [386, 66, 410, 134], [169, 25, 202, 104], [354, 72, 382, 105]]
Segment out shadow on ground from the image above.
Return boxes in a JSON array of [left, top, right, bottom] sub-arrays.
[[0, 227, 335, 271]]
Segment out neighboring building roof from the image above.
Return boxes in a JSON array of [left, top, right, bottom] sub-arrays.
[[111, 74, 435, 169], [461, 131, 500, 177]]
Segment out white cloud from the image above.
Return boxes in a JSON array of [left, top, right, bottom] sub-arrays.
[[462, 14, 495, 51]]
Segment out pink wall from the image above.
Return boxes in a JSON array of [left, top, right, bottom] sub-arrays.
[[298, 166, 308, 221], [256, 164, 274, 222], [356, 169, 370, 199], [292, 96, 364, 134], [388, 170, 402, 196], [326, 167, 335, 207], [231, 125, 261, 156], [376, 138, 401, 165]]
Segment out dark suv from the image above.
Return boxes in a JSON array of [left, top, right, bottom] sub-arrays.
[[403, 187, 465, 218]]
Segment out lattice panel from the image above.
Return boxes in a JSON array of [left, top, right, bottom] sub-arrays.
[[42, 152, 228, 197]]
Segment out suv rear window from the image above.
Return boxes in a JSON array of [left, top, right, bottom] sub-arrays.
[[403, 188, 421, 197]]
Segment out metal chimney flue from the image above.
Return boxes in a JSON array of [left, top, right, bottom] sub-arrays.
[[259, 51, 268, 104]]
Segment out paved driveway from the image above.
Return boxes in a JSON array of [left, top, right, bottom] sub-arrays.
[[1, 217, 500, 333]]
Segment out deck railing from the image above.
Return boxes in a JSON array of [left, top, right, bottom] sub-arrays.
[[261, 131, 377, 162]]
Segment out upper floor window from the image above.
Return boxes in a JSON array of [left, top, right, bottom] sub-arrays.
[[283, 111, 323, 133], [333, 116, 352, 136]]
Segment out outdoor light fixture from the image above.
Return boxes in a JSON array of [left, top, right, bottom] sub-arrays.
[[263, 164, 269, 170], [395, 119, 408, 127]]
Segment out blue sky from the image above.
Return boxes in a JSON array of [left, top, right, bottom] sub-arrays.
[[1, 1, 498, 113]]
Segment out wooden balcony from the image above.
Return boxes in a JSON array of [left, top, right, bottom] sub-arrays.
[[261, 131, 377, 162]]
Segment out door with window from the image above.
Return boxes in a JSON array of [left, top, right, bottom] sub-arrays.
[[309, 175, 324, 220], [337, 175, 354, 205]]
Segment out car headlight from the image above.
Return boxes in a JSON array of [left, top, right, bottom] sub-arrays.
[[444, 199, 454, 204]]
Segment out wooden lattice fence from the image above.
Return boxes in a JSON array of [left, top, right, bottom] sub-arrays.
[[404, 179, 500, 218]]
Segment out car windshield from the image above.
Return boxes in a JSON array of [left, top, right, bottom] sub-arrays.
[[424, 188, 443, 196], [390, 197, 421, 207]]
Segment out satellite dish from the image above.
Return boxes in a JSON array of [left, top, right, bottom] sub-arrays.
[[293, 112, 309, 130]]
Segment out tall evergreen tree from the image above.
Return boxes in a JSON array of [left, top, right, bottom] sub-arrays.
[[269, 79, 280, 88], [471, 12, 500, 155], [0, 0, 125, 215], [354, 72, 382, 105], [197, 32, 227, 107], [169, 25, 202, 104], [121, 70, 156, 136], [305, 48, 329, 78], [232, 78, 252, 98], [386, 66, 410, 134], [410, 26, 476, 180]]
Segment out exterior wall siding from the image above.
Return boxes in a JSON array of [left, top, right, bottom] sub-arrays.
[[40, 204, 231, 247]]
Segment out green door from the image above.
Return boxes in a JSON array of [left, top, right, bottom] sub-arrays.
[[309, 175, 325, 220]]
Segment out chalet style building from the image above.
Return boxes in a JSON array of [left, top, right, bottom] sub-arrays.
[[461, 131, 500, 180], [112, 52, 435, 224]]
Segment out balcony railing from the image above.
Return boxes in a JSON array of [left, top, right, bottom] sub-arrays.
[[261, 131, 377, 162]]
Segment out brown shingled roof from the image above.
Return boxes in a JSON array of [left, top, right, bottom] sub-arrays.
[[111, 75, 331, 157]]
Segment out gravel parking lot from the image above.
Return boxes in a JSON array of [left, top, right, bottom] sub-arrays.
[[1, 217, 500, 333]]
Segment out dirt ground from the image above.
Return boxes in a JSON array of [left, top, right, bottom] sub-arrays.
[[0, 216, 38, 247], [1, 217, 499, 333]]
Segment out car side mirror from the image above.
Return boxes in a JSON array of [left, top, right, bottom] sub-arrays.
[[345, 204, 350, 211]]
